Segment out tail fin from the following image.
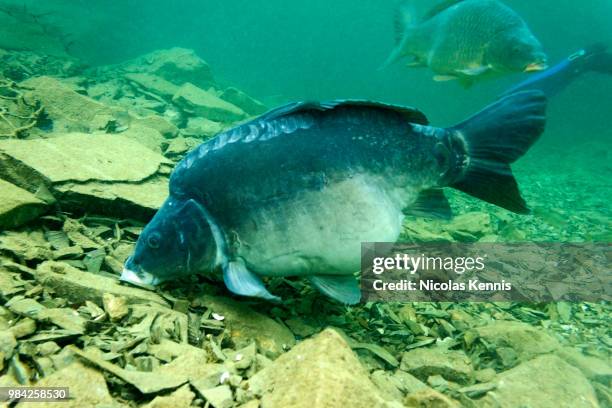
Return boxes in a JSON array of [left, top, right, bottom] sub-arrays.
[[379, 2, 417, 70], [448, 91, 547, 214]]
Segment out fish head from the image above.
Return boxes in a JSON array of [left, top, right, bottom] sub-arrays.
[[487, 29, 548, 73], [121, 197, 217, 288]]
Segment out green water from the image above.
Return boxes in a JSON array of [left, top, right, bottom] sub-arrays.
[[8, 0, 612, 153], [0, 0, 611, 405]]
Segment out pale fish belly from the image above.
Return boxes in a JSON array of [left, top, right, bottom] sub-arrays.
[[234, 174, 414, 278]]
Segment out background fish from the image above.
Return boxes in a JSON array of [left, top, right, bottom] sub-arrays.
[[121, 91, 546, 304], [382, 0, 548, 85]]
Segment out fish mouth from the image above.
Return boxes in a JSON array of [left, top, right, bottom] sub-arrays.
[[524, 62, 548, 72], [120, 267, 160, 290]]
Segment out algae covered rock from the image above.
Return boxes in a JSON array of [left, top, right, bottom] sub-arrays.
[[121, 48, 215, 89], [0, 179, 47, 229], [0, 133, 170, 218], [247, 328, 395, 408], [400, 347, 473, 384], [479, 355, 599, 408], [15, 361, 118, 408], [199, 296, 295, 358], [556, 347, 612, 384], [404, 388, 461, 408], [446, 212, 493, 241], [124, 73, 179, 100], [472, 320, 560, 365], [144, 384, 195, 408], [20, 76, 122, 133], [172, 83, 247, 122], [183, 117, 225, 138], [35, 261, 169, 308]]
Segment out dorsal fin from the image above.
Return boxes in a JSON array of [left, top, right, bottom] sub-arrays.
[[421, 0, 465, 22], [261, 100, 429, 126], [393, 2, 416, 43]]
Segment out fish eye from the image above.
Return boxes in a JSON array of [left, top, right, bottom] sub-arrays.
[[147, 232, 161, 249]]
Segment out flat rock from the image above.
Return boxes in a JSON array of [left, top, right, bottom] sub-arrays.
[[473, 321, 560, 364], [200, 296, 295, 358], [400, 347, 473, 384], [35, 261, 169, 308], [247, 328, 393, 408], [219, 87, 267, 116], [132, 115, 179, 139], [20, 76, 121, 133], [557, 347, 612, 384], [199, 385, 233, 408], [117, 124, 168, 153], [479, 355, 599, 408], [0, 133, 166, 184], [172, 83, 247, 122], [15, 361, 118, 408], [0, 133, 170, 218], [446, 212, 493, 241], [125, 73, 179, 99], [0, 231, 53, 262], [54, 176, 168, 219], [144, 384, 195, 408], [164, 136, 201, 158], [0, 179, 47, 229], [119, 48, 215, 89], [404, 388, 460, 408], [183, 117, 225, 138], [36, 308, 86, 334], [70, 345, 226, 395]]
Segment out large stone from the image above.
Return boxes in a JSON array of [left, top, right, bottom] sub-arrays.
[[0, 133, 170, 218], [172, 83, 247, 122], [473, 321, 560, 364], [132, 115, 179, 139], [199, 296, 295, 358], [479, 355, 599, 408], [446, 212, 493, 241], [0, 179, 46, 229], [69, 345, 227, 395], [400, 347, 473, 384], [20, 76, 122, 133], [116, 124, 168, 153], [404, 388, 460, 408], [116, 48, 215, 89], [144, 384, 195, 408], [183, 117, 225, 138], [125, 73, 179, 99], [557, 347, 612, 384], [35, 261, 169, 308], [247, 328, 395, 408], [15, 361, 117, 408]]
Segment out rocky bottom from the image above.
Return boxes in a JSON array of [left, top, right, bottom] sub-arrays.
[[0, 46, 610, 407]]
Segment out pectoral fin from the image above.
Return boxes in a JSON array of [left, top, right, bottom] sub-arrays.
[[308, 275, 361, 305], [223, 259, 280, 302]]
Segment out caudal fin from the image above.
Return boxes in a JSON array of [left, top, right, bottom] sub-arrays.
[[449, 90, 547, 214]]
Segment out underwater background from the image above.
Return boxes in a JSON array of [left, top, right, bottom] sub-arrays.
[[0, 0, 610, 406]]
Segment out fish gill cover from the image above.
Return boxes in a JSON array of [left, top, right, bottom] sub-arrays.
[[0, 0, 610, 407]]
